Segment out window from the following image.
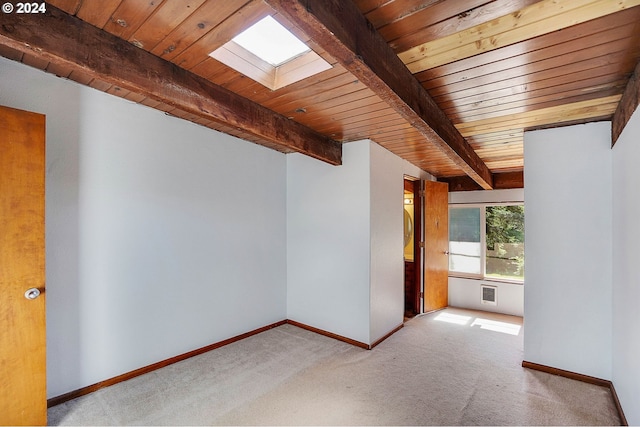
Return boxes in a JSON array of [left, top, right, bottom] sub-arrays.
[[449, 208, 481, 275], [449, 204, 524, 281]]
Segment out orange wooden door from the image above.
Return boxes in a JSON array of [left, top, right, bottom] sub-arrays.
[[423, 180, 448, 313], [0, 105, 47, 425]]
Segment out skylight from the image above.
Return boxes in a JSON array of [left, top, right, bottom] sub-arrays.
[[232, 16, 310, 66], [209, 15, 332, 90]]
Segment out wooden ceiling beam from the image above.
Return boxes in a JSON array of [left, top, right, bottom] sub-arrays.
[[265, 0, 494, 190], [441, 172, 524, 192], [0, 6, 342, 165], [612, 58, 640, 146]]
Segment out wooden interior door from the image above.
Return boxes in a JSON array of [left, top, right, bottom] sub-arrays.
[[423, 180, 449, 313], [0, 105, 47, 425]]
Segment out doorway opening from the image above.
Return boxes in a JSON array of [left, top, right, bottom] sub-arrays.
[[403, 177, 421, 320]]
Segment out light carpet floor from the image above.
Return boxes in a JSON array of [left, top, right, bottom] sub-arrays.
[[48, 308, 621, 425]]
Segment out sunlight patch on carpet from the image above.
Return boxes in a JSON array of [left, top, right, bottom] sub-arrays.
[[434, 312, 472, 325], [434, 312, 521, 335], [471, 318, 521, 335]]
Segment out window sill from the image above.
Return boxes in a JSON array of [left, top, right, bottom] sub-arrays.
[[448, 274, 524, 285]]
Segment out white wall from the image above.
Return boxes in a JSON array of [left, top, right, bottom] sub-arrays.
[[448, 189, 525, 317], [287, 140, 432, 345], [449, 277, 523, 316], [0, 57, 287, 398], [369, 142, 431, 343], [612, 107, 640, 425], [523, 122, 612, 380], [287, 141, 372, 343]]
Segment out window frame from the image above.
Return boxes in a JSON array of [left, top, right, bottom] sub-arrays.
[[448, 202, 524, 284]]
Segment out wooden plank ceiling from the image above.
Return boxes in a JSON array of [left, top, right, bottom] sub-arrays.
[[1, 0, 640, 189]]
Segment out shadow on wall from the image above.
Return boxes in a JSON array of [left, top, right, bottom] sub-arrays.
[[39, 77, 84, 398]]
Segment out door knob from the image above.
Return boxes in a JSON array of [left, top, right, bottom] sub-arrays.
[[24, 288, 41, 300]]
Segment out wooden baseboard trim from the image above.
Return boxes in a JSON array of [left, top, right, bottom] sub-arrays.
[[607, 378, 629, 426], [370, 324, 403, 349], [286, 319, 370, 349], [522, 361, 628, 426], [522, 361, 610, 387], [47, 320, 287, 408], [48, 319, 404, 408]]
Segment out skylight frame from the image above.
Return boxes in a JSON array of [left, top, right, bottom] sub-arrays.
[[209, 15, 332, 91]]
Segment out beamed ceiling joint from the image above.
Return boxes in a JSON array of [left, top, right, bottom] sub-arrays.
[[0, 5, 341, 166], [264, 0, 494, 189]]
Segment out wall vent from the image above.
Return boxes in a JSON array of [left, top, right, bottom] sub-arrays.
[[481, 285, 497, 306]]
